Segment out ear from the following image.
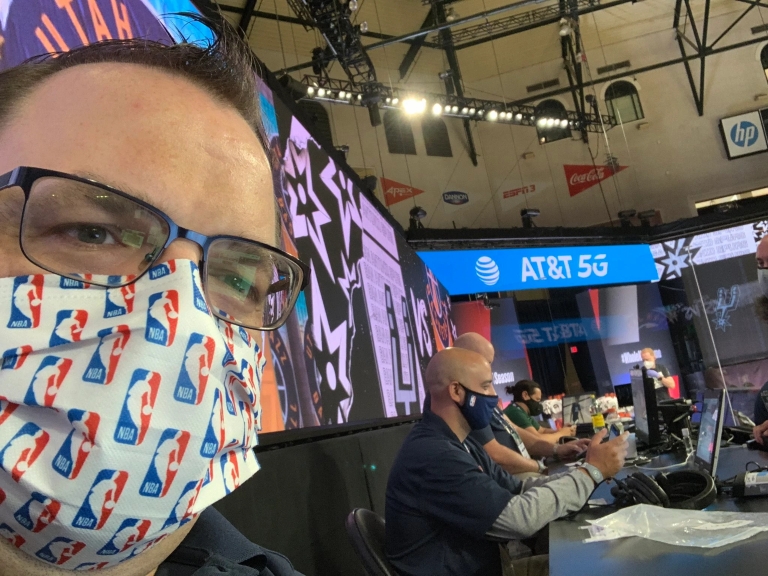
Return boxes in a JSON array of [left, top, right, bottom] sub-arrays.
[[447, 381, 464, 404]]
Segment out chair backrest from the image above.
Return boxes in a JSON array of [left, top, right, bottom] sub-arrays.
[[345, 508, 398, 576]]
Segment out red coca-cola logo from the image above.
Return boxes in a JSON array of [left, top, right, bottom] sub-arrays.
[[564, 164, 627, 197]]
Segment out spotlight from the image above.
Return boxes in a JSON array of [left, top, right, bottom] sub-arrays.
[[357, 94, 362, 101], [385, 97, 391, 104], [346, 92, 353, 100], [560, 119, 569, 128], [559, 18, 572, 37], [432, 103, 443, 115], [307, 86, 315, 96], [540, 137, 546, 144], [349, 0, 358, 11], [438, 71, 453, 80], [444, 104, 452, 113], [317, 87, 327, 97], [469, 108, 476, 115], [451, 105, 459, 114], [546, 118, 556, 128], [392, 97, 399, 105], [339, 90, 347, 99], [618, 209, 636, 228], [506, 112, 514, 121], [359, 21, 368, 33], [515, 113, 523, 121], [487, 110, 499, 121], [537, 117, 547, 127], [521, 208, 540, 228], [409, 206, 427, 231], [403, 98, 426, 115], [461, 107, 469, 114]]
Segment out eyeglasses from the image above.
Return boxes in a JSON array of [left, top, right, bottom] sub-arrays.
[[0, 167, 309, 330]]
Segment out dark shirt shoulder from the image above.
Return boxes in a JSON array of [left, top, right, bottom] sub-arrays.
[[156, 508, 302, 576], [385, 411, 517, 576], [755, 381, 768, 426]]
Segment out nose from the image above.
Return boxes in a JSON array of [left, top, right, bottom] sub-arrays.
[[156, 238, 203, 265]]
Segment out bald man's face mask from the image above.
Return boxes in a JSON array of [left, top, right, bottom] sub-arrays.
[[456, 384, 497, 430], [0, 261, 263, 570]]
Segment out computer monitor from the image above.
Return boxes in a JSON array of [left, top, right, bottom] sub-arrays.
[[694, 389, 726, 478], [562, 393, 595, 426], [630, 368, 662, 446], [614, 383, 634, 408]]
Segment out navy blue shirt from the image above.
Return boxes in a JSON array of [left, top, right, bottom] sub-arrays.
[[156, 507, 303, 576], [469, 407, 530, 458], [385, 410, 521, 576], [754, 381, 768, 426]]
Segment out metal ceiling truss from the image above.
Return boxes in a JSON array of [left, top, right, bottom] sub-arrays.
[[301, 73, 616, 132], [560, 0, 589, 142], [674, 0, 768, 116]]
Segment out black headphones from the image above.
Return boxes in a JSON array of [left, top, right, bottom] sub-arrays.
[[611, 470, 717, 510]]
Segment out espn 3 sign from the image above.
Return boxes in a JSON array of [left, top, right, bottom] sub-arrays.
[[720, 110, 768, 159]]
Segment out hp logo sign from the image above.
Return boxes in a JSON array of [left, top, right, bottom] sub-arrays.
[[475, 256, 500, 286], [730, 121, 759, 148]]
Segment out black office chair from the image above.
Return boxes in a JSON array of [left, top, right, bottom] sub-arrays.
[[345, 508, 397, 576]]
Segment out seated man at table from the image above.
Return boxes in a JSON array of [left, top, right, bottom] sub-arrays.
[[505, 380, 574, 444], [452, 333, 586, 476], [385, 348, 628, 576]]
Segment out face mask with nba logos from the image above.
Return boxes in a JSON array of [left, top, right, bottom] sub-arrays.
[[0, 260, 264, 570]]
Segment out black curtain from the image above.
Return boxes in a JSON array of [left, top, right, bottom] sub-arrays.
[[514, 298, 568, 397]]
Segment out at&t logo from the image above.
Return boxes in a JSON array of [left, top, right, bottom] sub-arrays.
[[730, 121, 759, 147], [475, 257, 500, 286]]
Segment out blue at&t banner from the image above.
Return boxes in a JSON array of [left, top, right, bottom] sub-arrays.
[[416, 245, 658, 295]]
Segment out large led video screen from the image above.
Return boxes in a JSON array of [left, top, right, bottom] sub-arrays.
[[0, 1, 456, 433]]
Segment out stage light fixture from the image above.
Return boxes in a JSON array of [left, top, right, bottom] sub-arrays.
[[638, 209, 656, 227], [444, 104, 452, 113], [546, 118, 556, 128], [349, 0, 358, 11], [559, 18, 572, 37], [560, 119, 569, 128], [307, 86, 315, 96], [469, 108, 476, 115], [357, 94, 362, 101], [403, 98, 426, 115], [618, 209, 636, 228], [346, 92, 353, 100], [461, 107, 469, 114], [451, 105, 459, 114], [317, 87, 327, 97], [385, 97, 391, 104], [432, 103, 443, 115], [521, 208, 540, 228], [392, 97, 399, 105], [515, 113, 523, 121], [359, 21, 368, 33], [339, 90, 347, 99], [540, 137, 546, 144], [537, 117, 547, 127], [487, 110, 499, 121]]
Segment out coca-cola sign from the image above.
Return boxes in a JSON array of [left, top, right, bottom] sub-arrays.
[[563, 164, 627, 197], [381, 177, 425, 206]]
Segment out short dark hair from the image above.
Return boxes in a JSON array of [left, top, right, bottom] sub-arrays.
[[0, 13, 267, 150], [510, 379, 541, 402]]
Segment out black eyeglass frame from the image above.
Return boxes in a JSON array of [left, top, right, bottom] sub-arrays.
[[0, 166, 310, 330]]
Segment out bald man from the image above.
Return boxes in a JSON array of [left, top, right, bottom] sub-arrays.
[[385, 348, 628, 576], [453, 333, 587, 477]]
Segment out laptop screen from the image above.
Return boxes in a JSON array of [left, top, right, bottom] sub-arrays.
[[694, 389, 725, 477], [562, 394, 595, 426]]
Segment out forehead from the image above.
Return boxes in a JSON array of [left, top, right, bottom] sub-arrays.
[[641, 351, 653, 358], [0, 63, 276, 244]]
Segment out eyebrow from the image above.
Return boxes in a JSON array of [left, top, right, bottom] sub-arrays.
[[75, 171, 156, 206]]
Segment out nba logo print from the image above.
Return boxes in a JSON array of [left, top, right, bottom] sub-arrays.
[[221, 323, 237, 367], [49, 310, 88, 347], [222, 370, 241, 416], [24, 355, 73, 407], [1, 345, 33, 370], [220, 451, 241, 495], [35, 537, 86, 565], [139, 428, 191, 497], [0, 523, 25, 547], [145, 290, 179, 346], [52, 409, 100, 479], [82, 325, 131, 385], [190, 262, 209, 313], [7, 275, 43, 329], [114, 369, 161, 446], [13, 492, 61, 532], [59, 277, 88, 289], [104, 279, 136, 318], [200, 389, 227, 458], [97, 518, 152, 556], [148, 261, 176, 280], [173, 333, 215, 404], [162, 479, 202, 529], [71, 469, 129, 530], [0, 401, 18, 426], [239, 400, 255, 451], [0, 422, 49, 482]]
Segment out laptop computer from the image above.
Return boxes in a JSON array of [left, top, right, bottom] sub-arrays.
[[562, 393, 595, 426]]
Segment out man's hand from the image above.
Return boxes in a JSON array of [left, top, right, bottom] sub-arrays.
[[754, 420, 768, 444], [584, 429, 628, 479], [646, 369, 660, 379], [555, 438, 590, 460]]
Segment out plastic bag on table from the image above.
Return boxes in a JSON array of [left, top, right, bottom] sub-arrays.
[[582, 504, 768, 548]]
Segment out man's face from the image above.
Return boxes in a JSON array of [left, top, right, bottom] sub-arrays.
[[0, 63, 276, 574], [523, 388, 542, 403], [757, 237, 768, 269], [641, 351, 655, 366], [461, 362, 495, 397]]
